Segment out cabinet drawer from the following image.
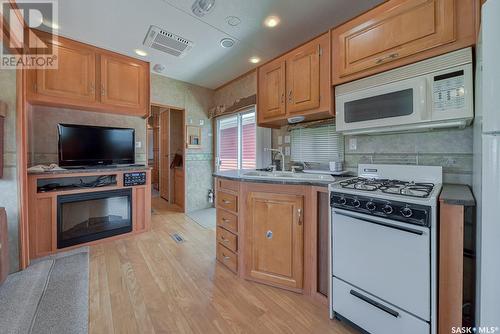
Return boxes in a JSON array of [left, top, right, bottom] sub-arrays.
[[216, 227, 237, 252], [332, 278, 429, 334], [216, 243, 238, 273], [217, 178, 239, 192], [217, 191, 238, 213], [217, 209, 238, 233]]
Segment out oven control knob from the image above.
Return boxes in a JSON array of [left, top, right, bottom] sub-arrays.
[[338, 197, 347, 205], [366, 202, 376, 211], [401, 207, 413, 218], [352, 199, 361, 208], [382, 205, 394, 214]]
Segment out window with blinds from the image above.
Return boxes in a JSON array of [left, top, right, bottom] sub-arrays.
[[216, 109, 257, 171], [290, 125, 344, 163]]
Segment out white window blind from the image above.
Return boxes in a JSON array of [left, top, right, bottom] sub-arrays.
[[291, 125, 344, 163]]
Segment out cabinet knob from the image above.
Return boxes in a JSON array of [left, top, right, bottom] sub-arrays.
[[266, 230, 273, 239]]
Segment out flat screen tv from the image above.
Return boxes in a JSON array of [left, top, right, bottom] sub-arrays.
[[58, 124, 135, 167]]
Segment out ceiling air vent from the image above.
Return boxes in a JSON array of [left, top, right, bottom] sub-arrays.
[[143, 25, 194, 58]]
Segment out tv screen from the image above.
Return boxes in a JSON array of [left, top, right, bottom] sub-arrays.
[[58, 124, 135, 167]]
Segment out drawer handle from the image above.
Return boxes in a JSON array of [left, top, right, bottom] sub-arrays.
[[222, 253, 230, 261], [222, 200, 231, 204], [350, 290, 399, 318], [288, 90, 293, 103], [222, 218, 229, 223], [375, 52, 399, 64], [220, 236, 229, 243]]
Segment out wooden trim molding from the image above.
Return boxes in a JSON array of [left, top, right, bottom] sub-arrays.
[[209, 94, 256, 119]]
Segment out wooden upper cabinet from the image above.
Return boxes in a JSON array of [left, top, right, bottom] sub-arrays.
[[34, 37, 96, 102], [258, 58, 286, 122], [286, 41, 320, 114], [332, 0, 480, 84], [257, 32, 332, 127], [27, 33, 150, 117], [245, 191, 304, 290], [100, 54, 148, 114]]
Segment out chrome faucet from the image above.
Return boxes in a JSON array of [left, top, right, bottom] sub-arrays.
[[264, 147, 285, 171]]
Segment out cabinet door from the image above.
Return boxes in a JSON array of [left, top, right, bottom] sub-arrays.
[[246, 192, 304, 290], [334, 0, 455, 77], [286, 41, 320, 114], [100, 54, 148, 114], [34, 38, 96, 102], [258, 58, 286, 121]]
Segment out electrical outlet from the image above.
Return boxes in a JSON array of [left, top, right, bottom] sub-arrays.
[[135, 141, 142, 149], [284, 146, 291, 156], [284, 135, 291, 144], [199, 119, 205, 126], [348, 137, 357, 151]]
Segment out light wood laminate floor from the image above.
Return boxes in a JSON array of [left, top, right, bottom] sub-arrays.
[[89, 197, 358, 334]]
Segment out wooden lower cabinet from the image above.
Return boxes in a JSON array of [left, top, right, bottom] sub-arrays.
[[245, 191, 304, 291]]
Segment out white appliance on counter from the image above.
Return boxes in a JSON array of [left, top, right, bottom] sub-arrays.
[[329, 164, 442, 334], [335, 48, 473, 135], [473, 0, 500, 326]]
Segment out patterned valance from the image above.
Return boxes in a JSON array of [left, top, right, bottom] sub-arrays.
[[209, 94, 256, 119]]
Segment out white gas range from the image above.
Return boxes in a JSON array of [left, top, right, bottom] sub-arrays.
[[328, 164, 442, 334]]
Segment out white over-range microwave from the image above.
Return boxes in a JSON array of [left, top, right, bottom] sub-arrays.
[[335, 48, 474, 134]]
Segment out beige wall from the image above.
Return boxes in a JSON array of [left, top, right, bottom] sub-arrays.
[[0, 68, 20, 272], [213, 70, 256, 111], [28, 105, 147, 166]]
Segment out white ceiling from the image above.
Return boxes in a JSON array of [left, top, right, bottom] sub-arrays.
[[51, 0, 383, 89]]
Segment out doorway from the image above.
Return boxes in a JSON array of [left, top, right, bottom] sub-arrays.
[[148, 104, 185, 212]]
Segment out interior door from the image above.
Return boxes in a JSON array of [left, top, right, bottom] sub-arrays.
[[160, 109, 170, 201], [100, 54, 147, 114], [35, 37, 96, 102], [258, 58, 286, 121], [286, 41, 320, 114], [246, 192, 304, 290]]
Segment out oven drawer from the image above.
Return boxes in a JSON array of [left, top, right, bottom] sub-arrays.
[[332, 209, 430, 320], [332, 278, 429, 334]]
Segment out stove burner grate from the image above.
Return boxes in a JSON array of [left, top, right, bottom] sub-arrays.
[[340, 178, 435, 198]]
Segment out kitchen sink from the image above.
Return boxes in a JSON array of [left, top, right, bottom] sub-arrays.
[[243, 171, 335, 181]]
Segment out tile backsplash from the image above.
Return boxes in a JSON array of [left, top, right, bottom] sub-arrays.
[[272, 125, 473, 185], [344, 127, 473, 185]]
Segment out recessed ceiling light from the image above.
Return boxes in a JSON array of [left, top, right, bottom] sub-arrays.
[[225, 16, 241, 27], [220, 38, 235, 48], [249, 56, 261, 64], [134, 49, 148, 57], [264, 15, 280, 28]]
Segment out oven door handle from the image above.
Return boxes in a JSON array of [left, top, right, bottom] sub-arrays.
[[350, 289, 400, 318], [335, 211, 424, 236]]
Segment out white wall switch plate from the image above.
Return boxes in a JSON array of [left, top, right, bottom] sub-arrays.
[[284, 135, 291, 144], [135, 141, 142, 148], [284, 146, 291, 156], [278, 136, 283, 145], [348, 137, 357, 151], [199, 119, 205, 126]]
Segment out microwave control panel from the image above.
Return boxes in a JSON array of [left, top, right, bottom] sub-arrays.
[[124, 172, 147, 186], [432, 70, 466, 112]]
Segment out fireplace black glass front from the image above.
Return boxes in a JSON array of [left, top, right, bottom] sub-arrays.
[[57, 189, 132, 248]]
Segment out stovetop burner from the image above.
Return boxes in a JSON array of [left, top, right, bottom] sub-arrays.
[[339, 177, 435, 198]]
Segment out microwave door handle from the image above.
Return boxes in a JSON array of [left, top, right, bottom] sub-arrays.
[[418, 78, 429, 120]]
